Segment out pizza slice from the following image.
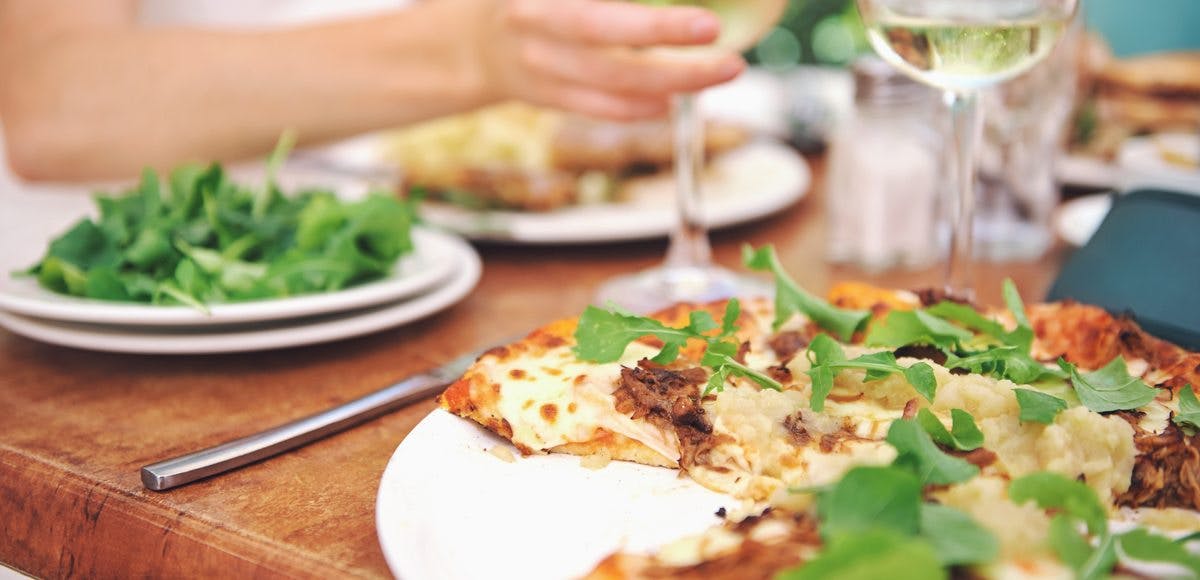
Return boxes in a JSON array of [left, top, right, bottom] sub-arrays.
[[437, 246, 1200, 577]]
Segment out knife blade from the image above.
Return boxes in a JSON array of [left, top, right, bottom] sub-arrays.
[[140, 349, 480, 491]]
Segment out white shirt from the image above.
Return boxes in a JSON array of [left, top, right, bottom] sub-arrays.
[[138, 0, 411, 28]]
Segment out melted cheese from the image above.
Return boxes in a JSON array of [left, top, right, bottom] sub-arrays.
[[486, 342, 682, 461]]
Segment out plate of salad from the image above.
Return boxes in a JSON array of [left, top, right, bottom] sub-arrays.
[[0, 147, 470, 327]]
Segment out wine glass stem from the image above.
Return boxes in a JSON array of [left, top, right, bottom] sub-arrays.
[[944, 89, 980, 300], [665, 92, 712, 270]]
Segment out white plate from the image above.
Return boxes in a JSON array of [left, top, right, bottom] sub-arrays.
[[376, 409, 731, 580], [316, 138, 810, 244], [0, 227, 462, 326], [0, 238, 480, 354], [1053, 193, 1113, 247], [1117, 133, 1200, 194]]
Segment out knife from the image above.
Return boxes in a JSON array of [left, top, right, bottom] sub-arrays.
[[140, 349, 480, 491]]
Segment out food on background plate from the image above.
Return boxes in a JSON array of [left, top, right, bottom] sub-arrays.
[[20, 139, 417, 309], [439, 244, 1200, 578], [1071, 48, 1200, 160], [381, 102, 748, 212]]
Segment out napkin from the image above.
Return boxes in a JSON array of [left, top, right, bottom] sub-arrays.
[[1047, 188, 1200, 350]]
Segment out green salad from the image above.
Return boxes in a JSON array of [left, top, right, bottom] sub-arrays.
[[20, 140, 418, 310]]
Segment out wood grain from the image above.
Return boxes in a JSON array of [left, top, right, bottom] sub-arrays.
[[0, 156, 1066, 578]]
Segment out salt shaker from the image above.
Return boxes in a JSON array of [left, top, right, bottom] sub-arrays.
[[825, 57, 944, 272]]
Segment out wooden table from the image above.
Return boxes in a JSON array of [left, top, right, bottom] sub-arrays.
[[0, 157, 1068, 578]]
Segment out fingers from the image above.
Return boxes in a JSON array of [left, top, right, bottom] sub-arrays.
[[506, 0, 720, 47], [520, 37, 745, 96], [535, 82, 670, 121]]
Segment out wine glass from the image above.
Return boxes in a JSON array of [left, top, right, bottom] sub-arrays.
[[593, 0, 788, 313], [855, 0, 1078, 298]]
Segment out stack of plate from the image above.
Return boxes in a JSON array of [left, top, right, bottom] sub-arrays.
[[0, 227, 481, 355]]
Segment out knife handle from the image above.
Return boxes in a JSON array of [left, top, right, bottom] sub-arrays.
[[140, 373, 447, 491]]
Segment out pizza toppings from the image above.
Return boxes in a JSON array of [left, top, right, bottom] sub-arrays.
[[1058, 356, 1159, 413], [586, 510, 820, 580], [1115, 413, 1200, 510], [439, 252, 1200, 579], [767, 331, 809, 361], [613, 362, 711, 437]]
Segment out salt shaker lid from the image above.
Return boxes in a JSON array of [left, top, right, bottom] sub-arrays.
[[852, 56, 932, 104]]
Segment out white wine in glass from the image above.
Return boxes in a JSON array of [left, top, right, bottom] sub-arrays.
[[856, 0, 1076, 298], [593, 0, 787, 314]]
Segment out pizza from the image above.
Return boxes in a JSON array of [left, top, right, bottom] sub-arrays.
[[437, 247, 1200, 578]]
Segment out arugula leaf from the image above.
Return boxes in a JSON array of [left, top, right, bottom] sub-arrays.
[[1001, 278, 1034, 351], [1047, 513, 1094, 572], [31, 219, 122, 274], [742, 244, 868, 341], [702, 339, 782, 393], [573, 300, 782, 394], [944, 347, 1065, 385], [1047, 514, 1118, 580], [925, 301, 1007, 339], [787, 427, 999, 578], [1173, 385, 1200, 432], [1014, 388, 1068, 424], [817, 466, 923, 538], [1078, 533, 1119, 580], [1009, 472, 1121, 578], [35, 257, 88, 296], [256, 128, 296, 218], [573, 306, 699, 365], [1118, 528, 1200, 576], [1007, 471, 1108, 535], [805, 335, 937, 412], [922, 280, 1033, 351], [916, 408, 983, 451], [805, 334, 844, 412], [864, 309, 973, 350], [775, 528, 946, 580], [1059, 356, 1157, 413], [886, 419, 979, 485], [82, 267, 130, 301], [919, 503, 999, 566], [1175, 531, 1200, 545]]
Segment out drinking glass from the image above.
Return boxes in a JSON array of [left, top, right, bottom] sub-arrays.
[[855, 0, 1078, 298], [594, 0, 788, 313]]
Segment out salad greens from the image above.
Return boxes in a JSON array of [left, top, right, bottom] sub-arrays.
[[21, 144, 417, 309]]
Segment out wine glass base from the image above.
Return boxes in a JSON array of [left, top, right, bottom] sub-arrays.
[[593, 264, 772, 314]]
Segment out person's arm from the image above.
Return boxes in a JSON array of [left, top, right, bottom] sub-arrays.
[[0, 0, 742, 181]]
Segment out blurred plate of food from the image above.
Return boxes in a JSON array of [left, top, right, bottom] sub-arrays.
[[1061, 49, 1200, 189], [306, 102, 810, 244]]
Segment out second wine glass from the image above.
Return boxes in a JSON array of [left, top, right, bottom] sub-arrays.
[[593, 0, 788, 313], [856, 0, 1078, 299]]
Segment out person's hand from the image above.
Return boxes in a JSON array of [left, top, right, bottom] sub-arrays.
[[470, 0, 745, 120]]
